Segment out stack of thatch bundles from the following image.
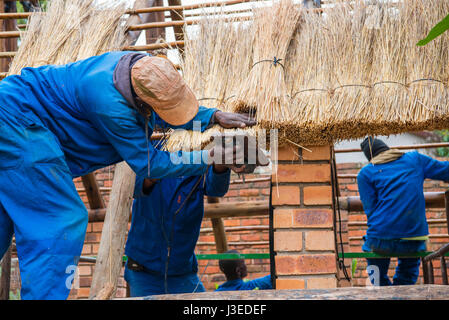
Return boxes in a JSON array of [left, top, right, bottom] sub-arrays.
[[166, 0, 449, 152], [9, 0, 128, 75]]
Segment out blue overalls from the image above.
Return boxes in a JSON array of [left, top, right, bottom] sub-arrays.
[[357, 152, 449, 285], [124, 153, 231, 297], [215, 275, 272, 291], [0, 51, 216, 299]]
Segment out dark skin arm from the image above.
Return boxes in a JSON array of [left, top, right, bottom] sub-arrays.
[[212, 111, 256, 129]]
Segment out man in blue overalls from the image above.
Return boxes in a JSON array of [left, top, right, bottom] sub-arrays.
[[358, 137, 449, 286], [215, 250, 272, 291], [0, 52, 255, 299], [124, 139, 231, 296]]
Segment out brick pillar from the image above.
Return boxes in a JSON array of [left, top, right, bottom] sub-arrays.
[[272, 145, 338, 290]]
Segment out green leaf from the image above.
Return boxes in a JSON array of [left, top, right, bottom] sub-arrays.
[[417, 13, 449, 46]]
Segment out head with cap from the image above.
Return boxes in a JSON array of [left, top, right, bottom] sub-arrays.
[[219, 250, 248, 281], [361, 137, 390, 161], [131, 56, 199, 126]]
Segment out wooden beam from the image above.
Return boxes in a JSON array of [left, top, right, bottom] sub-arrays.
[[339, 192, 446, 212], [205, 200, 269, 219], [127, 15, 251, 31], [81, 173, 106, 210], [128, 0, 254, 14], [87, 200, 269, 223], [89, 162, 136, 300], [123, 40, 184, 51], [208, 197, 228, 253]]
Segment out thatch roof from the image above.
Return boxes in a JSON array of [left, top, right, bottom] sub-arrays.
[[165, 0, 449, 151], [9, 0, 128, 75]]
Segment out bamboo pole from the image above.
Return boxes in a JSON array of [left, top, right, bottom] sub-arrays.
[[89, 162, 136, 300]]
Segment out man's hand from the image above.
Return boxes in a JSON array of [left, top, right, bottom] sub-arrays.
[[213, 111, 256, 129]]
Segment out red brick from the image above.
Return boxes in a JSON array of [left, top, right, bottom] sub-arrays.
[[78, 265, 91, 276], [302, 146, 331, 161], [303, 186, 332, 205], [307, 276, 337, 289], [240, 189, 260, 197], [277, 146, 300, 161], [274, 230, 303, 251], [304, 231, 335, 251], [274, 164, 331, 183], [271, 186, 300, 205], [92, 222, 104, 232], [293, 209, 333, 228], [275, 254, 337, 275], [276, 278, 305, 289], [82, 244, 92, 255], [77, 287, 90, 298], [273, 209, 293, 228]]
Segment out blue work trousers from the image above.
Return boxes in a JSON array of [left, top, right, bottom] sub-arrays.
[[363, 236, 426, 286], [0, 106, 88, 300]]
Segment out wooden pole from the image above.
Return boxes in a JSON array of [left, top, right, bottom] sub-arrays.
[[207, 197, 228, 253], [81, 173, 106, 210], [124, 40, 184, 51], [145, 0, 166, 49], [167, 0, 185, 45], [89, 162, 136, 300], [0, 246, 11, 300]]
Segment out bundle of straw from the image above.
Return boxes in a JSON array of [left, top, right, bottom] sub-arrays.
[[230, 0, 302, 125], [166, 0, 449, 151], [8, 0, 128, 75]]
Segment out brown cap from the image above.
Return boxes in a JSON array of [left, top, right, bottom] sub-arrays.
[[131, 56, 199, 126]]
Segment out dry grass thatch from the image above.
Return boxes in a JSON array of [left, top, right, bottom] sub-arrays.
[[165, 0, 449, 151], [8, 0, 129, 75]]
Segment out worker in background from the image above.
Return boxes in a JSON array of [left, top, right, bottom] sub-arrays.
[[124, 138, 231, 297], [215, 250, 272, 291], [357, 137, 449, 286], [0, 51, 256, 300]]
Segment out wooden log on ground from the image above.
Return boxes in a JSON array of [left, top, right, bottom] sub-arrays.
[[89, 162, 136, 300], [125, 284, 449, 300]]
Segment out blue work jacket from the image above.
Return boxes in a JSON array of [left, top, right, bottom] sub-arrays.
[[0, 51, 216, 195], [125, 164, 231, 276], [215, 275, 272, 291], [357, 152, 449, 239]]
